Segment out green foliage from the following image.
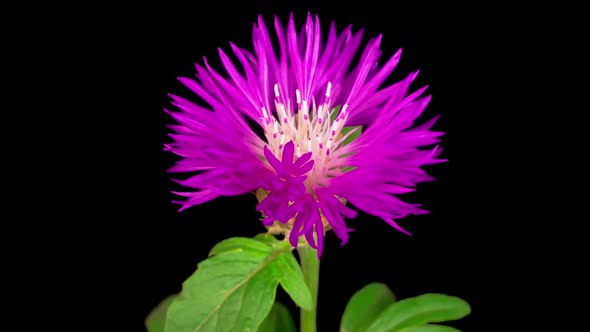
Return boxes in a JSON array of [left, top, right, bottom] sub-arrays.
[[341, 126, 362, 146], [162, 234, 311, 332], [397, 325, 461, 332], [340, 283, 396, 332], [258, 301, 296, 332], [366, 293, 471, 332], [145, 294, 178, 332]]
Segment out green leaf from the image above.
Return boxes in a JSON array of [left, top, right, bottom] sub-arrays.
[[330, 105, 342, 122], [366, 293, 471, 332], [165, 236, 312, 332], [327, 104, 363, 148], [208, 237, 272, 256], [258, 301, 296, 332], [276, 249, 312, 310], [341, 126, 362, 146], [340, 282, 396, 332], [398, 325, 462, 332], [253, 233, 280, 245], [145, 294, 178, 332], [249, 234, 312, 309]]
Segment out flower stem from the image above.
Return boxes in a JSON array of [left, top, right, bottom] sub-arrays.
[[297, 245, 320, 332]]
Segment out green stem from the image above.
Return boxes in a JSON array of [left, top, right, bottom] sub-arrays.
[[297, 245, 320, 332]]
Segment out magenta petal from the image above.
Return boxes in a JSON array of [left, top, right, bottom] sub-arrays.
[[165, 13, 445, 257], [314, 218, 324, 258], [282, 141, 295, 167], [264, 145, 289, 178], [292, 151, 312, 169], [317, 190, 353, 246], [383, 218, 412, 236], [304, 229, 317, 249], [289, 214, 304, 247], [292, 160, 314, 176]]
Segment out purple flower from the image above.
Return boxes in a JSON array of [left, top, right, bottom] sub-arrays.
[[165, 13, 445, 257]]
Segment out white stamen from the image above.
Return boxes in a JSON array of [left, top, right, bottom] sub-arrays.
[[325, 81, 332, 97], [261, 81, 352, 188], [341, 104, 349, 114]]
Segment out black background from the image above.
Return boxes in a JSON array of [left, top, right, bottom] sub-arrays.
[[43, 0, 549, 331]]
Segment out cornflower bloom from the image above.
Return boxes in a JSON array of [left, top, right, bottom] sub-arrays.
[[165, 13, 445, 257]]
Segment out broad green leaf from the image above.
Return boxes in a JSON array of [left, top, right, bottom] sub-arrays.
[[258, 301, 296, 332], [398, 325, 461, 332], [165, 236, 312, 332], [145, 294, 177, 332], [253, 233, 280, 245], [340, 283, 396, 332], [208, 237, 271, 256], [253, 233, 311, 310], [366, 293, 471, 332]]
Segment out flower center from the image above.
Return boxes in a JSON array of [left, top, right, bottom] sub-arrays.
[[255, 187, 335, 237], [261, 82, 357, 187]]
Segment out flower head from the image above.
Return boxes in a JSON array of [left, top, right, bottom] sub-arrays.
[[165, 13, 445, 257]]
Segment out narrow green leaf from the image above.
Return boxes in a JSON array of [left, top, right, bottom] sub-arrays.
[[340, 282, 396, 332], [145, 294, 178, 332], [330, 105, 342, 122], [366, 293, 471, 332], [326, 105, 363, 149], [398, 324, 462, 332], [165, 236, 311, 332], [277, 254, 312, 310], [258, 301, 296, 332], [341, 126, 362, 146]]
